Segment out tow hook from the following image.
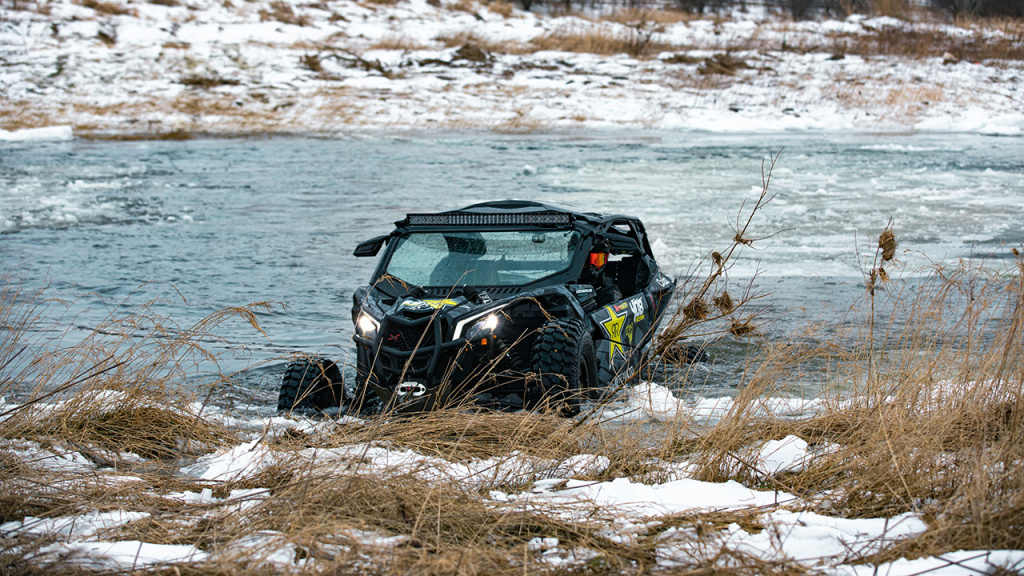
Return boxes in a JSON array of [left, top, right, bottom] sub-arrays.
[[396, 382, 427, 397]]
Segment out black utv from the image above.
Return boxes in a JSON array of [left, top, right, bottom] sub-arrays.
[[278, 200, 676, 415]]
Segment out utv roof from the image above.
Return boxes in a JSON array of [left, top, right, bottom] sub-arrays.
[[396, 200, 628, 229]]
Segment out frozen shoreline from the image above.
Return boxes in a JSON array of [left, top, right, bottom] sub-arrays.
[[2, 382, 1022, 574], [2, 0, 1022, 137]]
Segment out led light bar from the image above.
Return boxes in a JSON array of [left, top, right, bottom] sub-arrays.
[[405, 212, 572, 227]]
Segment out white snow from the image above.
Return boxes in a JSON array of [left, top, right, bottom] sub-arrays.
[[1, 1, 1020, 135], [189, 438, 275, 481], [835, 550, 1024, 576], [753, 435, 810, 476], [40, 540, 209, 568], [656, 510, 930, 568], [535, 475, 796, 516], [2, 511, 150, 539], [596, 382, 821, 423], [0, 125, 73, 142]]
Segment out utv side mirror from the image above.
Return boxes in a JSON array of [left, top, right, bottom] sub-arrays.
[[354, 235, 388, 257]]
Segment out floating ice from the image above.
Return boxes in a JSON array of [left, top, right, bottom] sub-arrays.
[[0, 126, 73, 142]]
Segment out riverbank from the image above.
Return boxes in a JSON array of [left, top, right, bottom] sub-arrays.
[[2, 0, 1023, 137]]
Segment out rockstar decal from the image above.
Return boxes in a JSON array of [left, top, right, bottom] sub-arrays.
[[402, 298, 458, 311], [423, 299, 458, 309], [602, 308, 625, 362]]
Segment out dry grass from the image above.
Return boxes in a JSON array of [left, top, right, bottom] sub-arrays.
[[448, 0, 479, 14], [602, 7, 701, 26], [258, 1, 311, 26], [791, 255, 1024, 553], [369, 34, 431, 51], [434, 30, 526, 54], [661, 212, 1024, 558], [179, 73, 242, 88], [811, 24, 1024, 60], [0, 274, 264, 457], [3, 162, 1024, 572], [74, 0, 131, 15], [486, 0, 515, 17], [871, 0, 910, 18], [530, 26, 676, 57], [820, 81, 946, 118]]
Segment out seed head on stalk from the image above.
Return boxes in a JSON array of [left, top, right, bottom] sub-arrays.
[[879, 228, 897, 262]]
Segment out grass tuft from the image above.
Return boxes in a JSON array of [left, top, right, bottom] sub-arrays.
[[180, 73, 242, 88], [258, 1, 311, 26], [75, 0, 131, 15]]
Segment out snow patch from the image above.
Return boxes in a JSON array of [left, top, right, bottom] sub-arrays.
[[0, 126, 73, 142]]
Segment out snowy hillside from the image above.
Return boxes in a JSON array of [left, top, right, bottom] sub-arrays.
[[1, 0, 1022, 135]]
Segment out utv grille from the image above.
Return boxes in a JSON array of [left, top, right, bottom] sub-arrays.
[[382, 322, 436, 351]]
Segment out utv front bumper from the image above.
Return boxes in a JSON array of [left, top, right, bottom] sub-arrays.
[[353, 315, 525, 412]]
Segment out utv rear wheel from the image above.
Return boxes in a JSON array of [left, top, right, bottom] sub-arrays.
[[529, 318, 596, 416], [278, 356, 344, 413]]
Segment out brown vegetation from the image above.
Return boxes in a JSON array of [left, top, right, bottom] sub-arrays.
[[2, 159, 1023, 572], [530, 26, 676, 57], [259, 1, 311, 26], [75, 0, 130, 15], [180, 73, 242, 88]]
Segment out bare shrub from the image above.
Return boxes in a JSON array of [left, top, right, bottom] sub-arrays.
[[435, 30, 523, 53], [299, 52, 323, 72], [673, 0, 726, 14], [0, 278, 267, 474], [180, 73, 242, 88], [810, 24, 1024, 61], [487, 0, 515, 16], [75, 0, 131, 15], [258, 1, 311, 26], [871, 0, 908, 17], [530, 24, 674, 57], [932, 0, 1024, 17], [791, 252, 1024, 554], [369, 34, 430, 51], [697, 52, 751, 74]]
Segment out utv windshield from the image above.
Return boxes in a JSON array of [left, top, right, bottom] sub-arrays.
[[384, 229, 581, 287]]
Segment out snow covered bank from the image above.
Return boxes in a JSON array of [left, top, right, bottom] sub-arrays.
[[3, 380, 1022, 574], [1, 0, 1021, 136]]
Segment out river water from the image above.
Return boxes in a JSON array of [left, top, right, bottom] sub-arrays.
[[2, 132, 1022, 409]]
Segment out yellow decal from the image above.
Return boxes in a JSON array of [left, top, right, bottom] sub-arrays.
[[602, 307, 625, 362], [423, 299, 458, 309]]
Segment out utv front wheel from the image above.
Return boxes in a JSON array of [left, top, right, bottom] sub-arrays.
[[277, 356, 344, 413], [529, 318, 596, 416]]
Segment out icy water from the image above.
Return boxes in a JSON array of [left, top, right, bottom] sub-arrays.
[[2, 132, 1023, 407]]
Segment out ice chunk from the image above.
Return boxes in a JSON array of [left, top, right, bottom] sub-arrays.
[[0, 126, 73, 142]]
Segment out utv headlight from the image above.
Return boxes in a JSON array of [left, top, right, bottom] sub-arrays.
[[467, 314, 499, 337], [452, 306, 506, 340], [356, 312, 379, 338]]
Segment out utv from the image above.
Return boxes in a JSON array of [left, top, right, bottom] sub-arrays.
[[278, 200, 676, 415]]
